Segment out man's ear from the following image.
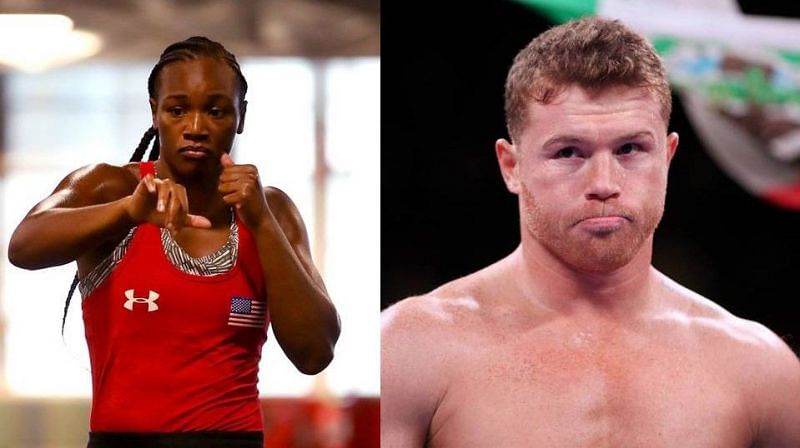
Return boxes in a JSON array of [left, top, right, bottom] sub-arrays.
[[237, 100, 248, 134], [666, 131, 679, 165], [496, 138, 521, 194]]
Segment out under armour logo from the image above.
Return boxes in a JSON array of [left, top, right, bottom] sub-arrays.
[[123, 289, 160, 312]]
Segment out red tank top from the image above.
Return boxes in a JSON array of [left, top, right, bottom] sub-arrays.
[[82, 162, 269, 432]]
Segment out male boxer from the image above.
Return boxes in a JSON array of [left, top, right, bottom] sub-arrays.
[[382, 17, 800, 447]]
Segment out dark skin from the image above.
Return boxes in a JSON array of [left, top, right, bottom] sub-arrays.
[[8, 57, 340, 374]]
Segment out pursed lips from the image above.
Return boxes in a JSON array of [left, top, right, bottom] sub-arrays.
[[572, 213, 633, 227], [178, 145, 214, 158], [179, 145, 212, 153]]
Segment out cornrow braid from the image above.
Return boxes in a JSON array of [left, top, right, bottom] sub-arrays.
[[148, 36, 248, 106], [62, 36, 247, 333], [130, 127, 157, 162], [62, 274, 79, 334], [148, 134, 160, 161]]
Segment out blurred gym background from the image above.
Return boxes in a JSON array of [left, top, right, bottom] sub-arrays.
[[0, 1, 379, 447], [382, 0, 800, 358]]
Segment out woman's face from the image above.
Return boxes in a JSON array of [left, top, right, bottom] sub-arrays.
[[149, 57, 245, 180]]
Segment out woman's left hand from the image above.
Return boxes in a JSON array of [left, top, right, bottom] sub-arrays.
[[218, 153, 272, 230]]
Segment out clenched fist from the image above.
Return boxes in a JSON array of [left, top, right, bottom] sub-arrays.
[[218, 153, 271, 230]]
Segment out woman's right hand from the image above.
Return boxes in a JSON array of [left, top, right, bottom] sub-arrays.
[[125, 174, 212, 232]]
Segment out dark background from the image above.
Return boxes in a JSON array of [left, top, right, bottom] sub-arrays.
[[381, 0, 800, 351]]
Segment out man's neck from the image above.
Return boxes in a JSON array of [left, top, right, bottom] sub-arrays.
[[512, 238, 659, 320]]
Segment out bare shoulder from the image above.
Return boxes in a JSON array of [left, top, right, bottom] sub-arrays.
[[263, 185, 293, 209], [30, 162, 139, 213], [662, 274, 800, 445], [384, 268, 499, 356], [660, 274, 799, 382], [382, 270, 490, 348], [263, 186, 300, 220], [83, 162, 140, 202], [381, 272, 491, 440], [382, 255, 525, 350], [263, 186, 306, 237]]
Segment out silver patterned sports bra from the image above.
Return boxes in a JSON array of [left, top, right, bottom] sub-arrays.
[[79, 216, 238, 297]]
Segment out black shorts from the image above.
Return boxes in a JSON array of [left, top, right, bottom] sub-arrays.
[[87, 431, 264, 448]]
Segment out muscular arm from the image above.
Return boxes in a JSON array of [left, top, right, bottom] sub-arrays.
[[253, 187, 340, 374], [753, 339, 800, 447], [382, 297, 449, 448], [8, 164, 138, 273]]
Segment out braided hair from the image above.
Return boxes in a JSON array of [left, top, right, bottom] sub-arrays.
[[62, 36, 249, 333]]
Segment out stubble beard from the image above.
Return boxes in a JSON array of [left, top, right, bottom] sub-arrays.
[[520, 184, 664, 273]]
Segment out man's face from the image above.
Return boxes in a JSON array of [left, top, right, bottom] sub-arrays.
[[497, 85, 678, 273], [150, 57, 245, 178]]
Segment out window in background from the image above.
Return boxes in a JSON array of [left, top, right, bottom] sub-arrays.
[[0, 57, 379, 398], [323, 59, 380, 397]]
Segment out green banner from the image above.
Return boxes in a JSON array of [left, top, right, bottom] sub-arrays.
[[511, 0, 597, 23]]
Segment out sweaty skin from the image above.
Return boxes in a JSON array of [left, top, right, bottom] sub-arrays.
[[9, 57, 339, 375], [381, 86, 800, 447]]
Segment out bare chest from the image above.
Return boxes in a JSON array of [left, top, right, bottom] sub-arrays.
[[172, 226, 231, 258], [429, 327, 753, 448]]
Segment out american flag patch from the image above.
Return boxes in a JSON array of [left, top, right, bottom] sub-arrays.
[[228, 297, 266, 328]]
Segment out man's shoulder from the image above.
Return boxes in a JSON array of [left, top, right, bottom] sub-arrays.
[[381, 273, 494, 412], [661, 274, 798, 375], [381, 274, 496, 445], [382, 270, 492, 339], [674, 283, 800, 441], [383, 253, 550, 345]]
